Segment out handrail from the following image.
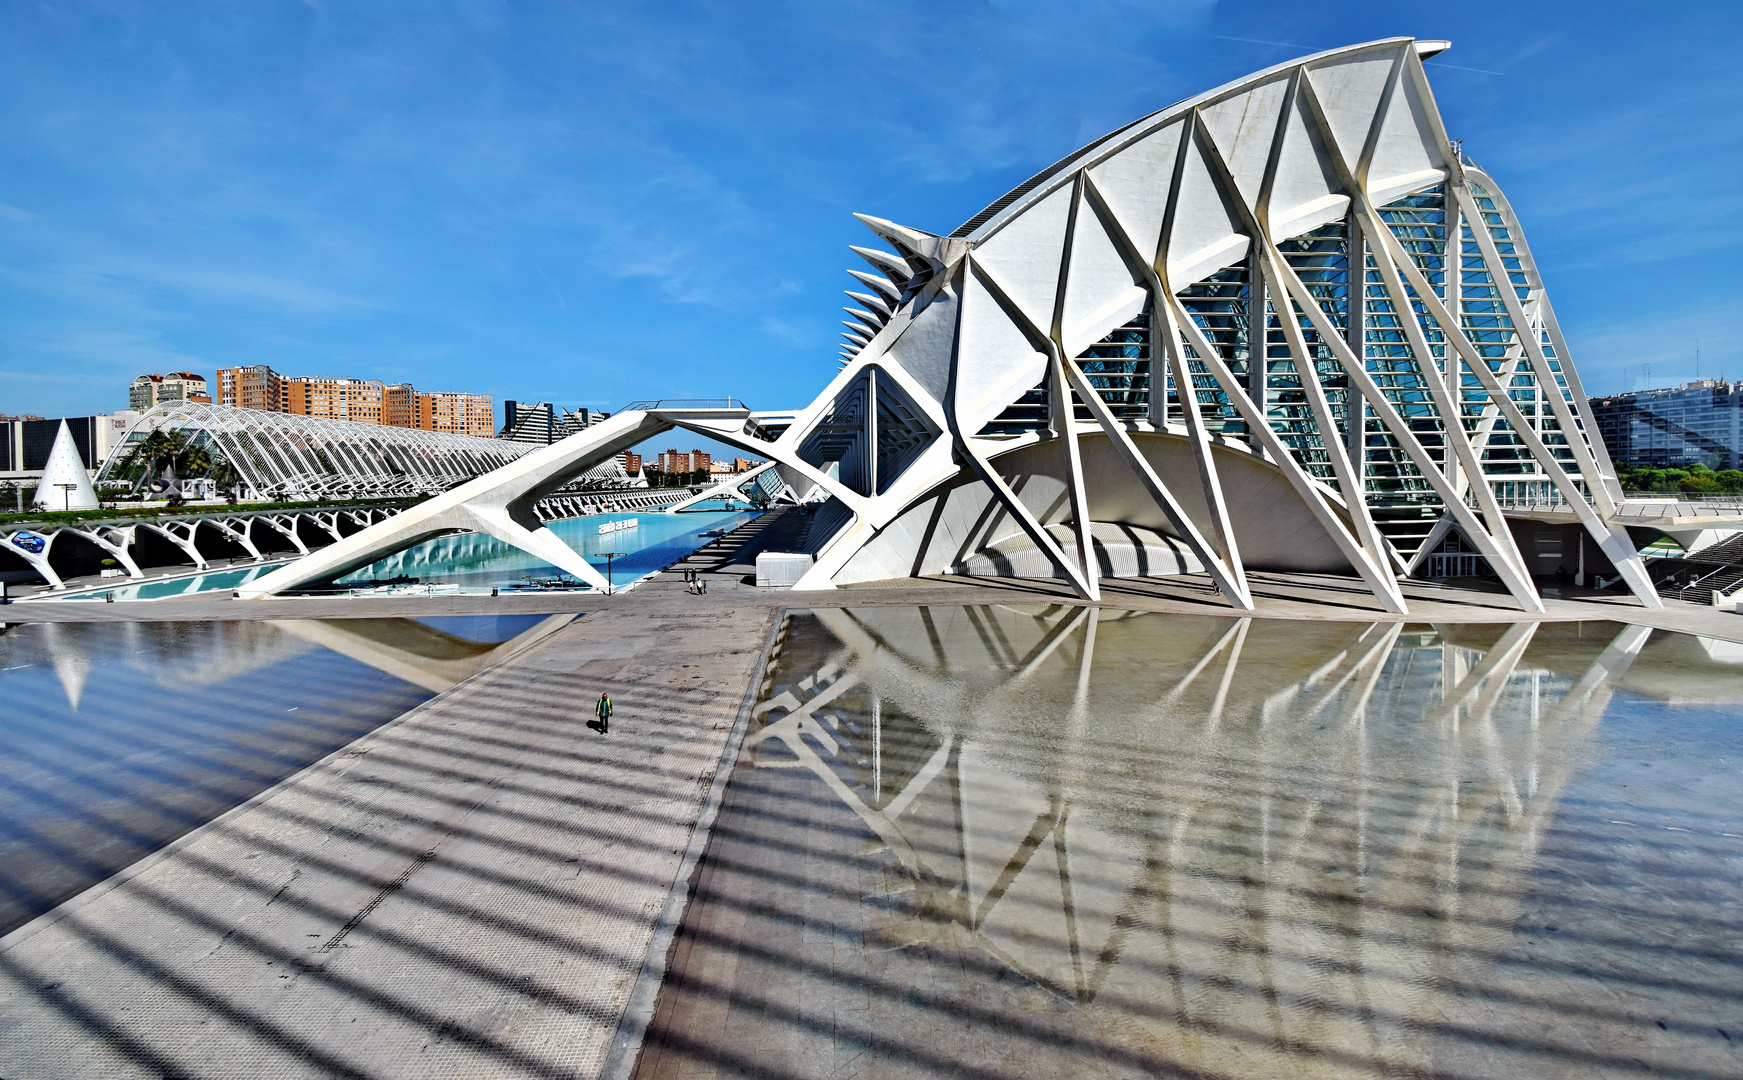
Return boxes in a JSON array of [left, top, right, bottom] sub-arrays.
[[621, 397, 751, 412]]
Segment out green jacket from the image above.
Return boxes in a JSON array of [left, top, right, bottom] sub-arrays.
[[595, 695, 613, 718]]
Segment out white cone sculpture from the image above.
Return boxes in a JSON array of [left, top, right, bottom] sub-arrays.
[[31, 420, 100, 512]]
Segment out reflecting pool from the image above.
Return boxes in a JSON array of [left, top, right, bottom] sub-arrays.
[[335, 509, 759, 591], [0, 613, 573, 936], [639, 608, 1743, 1080], [53, 561, 288, 602]]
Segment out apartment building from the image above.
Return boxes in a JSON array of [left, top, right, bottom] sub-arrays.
[[501, 401, 611, 444], [129, 372, 211, 411], [656, 449, 712, 474], [384, 383, 418, 428], [211, 365, 493, 437], [422, 392, 495, 438], [286, 376, 386, 425], [216, 365, 288, 412], [1589, 380, 1743, 469]]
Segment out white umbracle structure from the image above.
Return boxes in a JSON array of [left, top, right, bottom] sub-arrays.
[[98, 402, 535, 501], [243, 37, 1658, 610]]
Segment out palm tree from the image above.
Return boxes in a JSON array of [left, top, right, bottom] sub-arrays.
[[112, 430, 223, 506]]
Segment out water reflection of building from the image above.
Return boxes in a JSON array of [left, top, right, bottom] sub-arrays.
[[275, 614, 574, 693], [725, 607, 1714, 1078], [4, 614, 574, 708]]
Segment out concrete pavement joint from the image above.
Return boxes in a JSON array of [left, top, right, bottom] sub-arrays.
[[599, 605, 783, 1080]]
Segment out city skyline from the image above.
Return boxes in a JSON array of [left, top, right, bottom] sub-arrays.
[[0, 2, 1736, 427]]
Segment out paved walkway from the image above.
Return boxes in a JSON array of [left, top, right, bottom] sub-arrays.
[[0, 599, 776, 1079], [6, 512, 1743, 1079]]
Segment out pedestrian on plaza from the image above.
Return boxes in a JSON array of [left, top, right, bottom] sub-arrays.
[[589, 691, 613, 735]]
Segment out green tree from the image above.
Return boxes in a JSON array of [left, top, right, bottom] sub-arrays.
[[111, 430, 220, 506]]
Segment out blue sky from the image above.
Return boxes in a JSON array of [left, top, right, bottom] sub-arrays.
[[1, 0, 1739, 455]]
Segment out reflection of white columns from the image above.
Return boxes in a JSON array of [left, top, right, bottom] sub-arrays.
[[743, 605, 1671, 1069], [276, 613, 576, 693]]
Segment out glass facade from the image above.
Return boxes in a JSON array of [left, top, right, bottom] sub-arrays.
[[973, 178, 1606, 520]]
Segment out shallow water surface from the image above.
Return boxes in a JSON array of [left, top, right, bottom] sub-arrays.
[[0, 613, 572, 936], [639, 608, 1743, 1080], [336, 508, 758, 589]]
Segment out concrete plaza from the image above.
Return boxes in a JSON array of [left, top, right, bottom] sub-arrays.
[[1, 511, 1741, 1078]]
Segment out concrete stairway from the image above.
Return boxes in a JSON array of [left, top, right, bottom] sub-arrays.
[[1649, 531, 1743, 603]]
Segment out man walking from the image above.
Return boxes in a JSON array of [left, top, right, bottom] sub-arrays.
[[589, 691, 612, 735]]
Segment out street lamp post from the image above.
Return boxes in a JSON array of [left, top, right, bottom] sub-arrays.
[[595, 552, 625, 596]]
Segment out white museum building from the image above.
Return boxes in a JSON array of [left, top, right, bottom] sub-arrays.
[[243, 37, 1670, 612]]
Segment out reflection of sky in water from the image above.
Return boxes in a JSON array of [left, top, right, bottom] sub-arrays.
[[337, 509, 757, 587], [0, 614, 570, 936], [641, 609, 1743, 1080]]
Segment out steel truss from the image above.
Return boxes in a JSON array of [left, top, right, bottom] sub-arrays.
[[97, 402, 536, 502]]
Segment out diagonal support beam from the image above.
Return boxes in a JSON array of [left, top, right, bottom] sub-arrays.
[[1359, 191, 1660, 607], [1046, 179, 1102, 599], [1166, 290, 1408, 613], [1082, 170, 1252, 604], [1059, 356, 1253, 607], [961, 254, 1101, 600]]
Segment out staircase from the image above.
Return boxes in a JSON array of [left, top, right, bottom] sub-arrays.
[[1648, 531, 1743, 603], [1685, 532, 1743, 564]]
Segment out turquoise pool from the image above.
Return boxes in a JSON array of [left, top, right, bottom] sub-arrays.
[[333, 508, 759, 590]]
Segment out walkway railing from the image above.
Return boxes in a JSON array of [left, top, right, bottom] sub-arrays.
[[620, 398, 751, 412]]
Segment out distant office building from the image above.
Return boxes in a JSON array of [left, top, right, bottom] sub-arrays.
[[733, 457, 759, 473], [216, 365, 289, 412], [619, 451, 642, 474], [1, 412, 138, 477], [129, 372, 210, 411], [502, 400, 559, 443], [502, 401, 608, 444], [1588, 381, 1743, 469]]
